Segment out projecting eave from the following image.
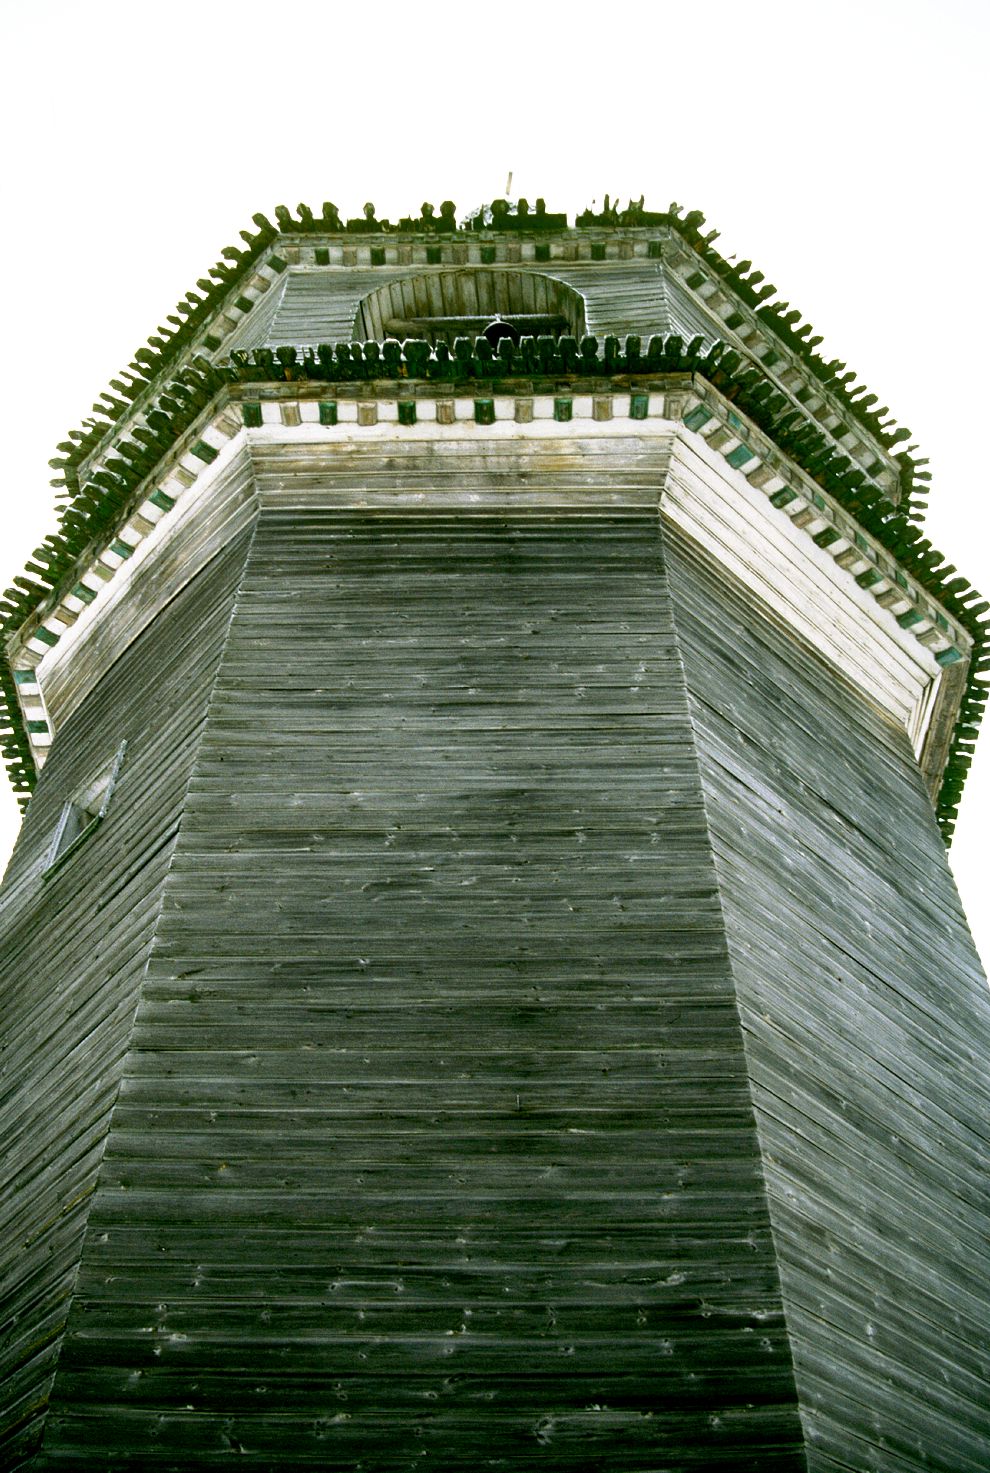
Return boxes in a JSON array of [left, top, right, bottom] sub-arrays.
[[49, 201, 922, 506], [4, 360, 981, 840], [23, 207, 930, 643], [2, 201, 985, 832]]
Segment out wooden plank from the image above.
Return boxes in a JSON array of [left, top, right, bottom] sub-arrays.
[[666, 524, 990, 1473], [0, 530, 254, 1467], [39, 508, 805, 1468]]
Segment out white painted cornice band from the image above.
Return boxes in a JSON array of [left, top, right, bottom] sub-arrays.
[[12, 387, 966, 801]]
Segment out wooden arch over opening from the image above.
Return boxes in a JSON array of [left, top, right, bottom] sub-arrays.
[[353, 269, 587, 346]]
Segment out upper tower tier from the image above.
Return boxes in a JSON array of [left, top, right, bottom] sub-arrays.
[[1, 197, 985, 836]]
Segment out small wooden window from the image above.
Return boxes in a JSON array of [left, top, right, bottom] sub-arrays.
[[44, 742, 126, 874]]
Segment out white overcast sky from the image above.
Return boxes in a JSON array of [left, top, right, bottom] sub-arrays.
[[0, 0, 987, 965]]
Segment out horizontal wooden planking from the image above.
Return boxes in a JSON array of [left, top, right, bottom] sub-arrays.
[[38, 450, 257, 736], [38, 1407, 804, 1473], [40, 508, 805, 1468], [664, 435, 931, 733], [0, 531, 253, 1468], [216, 256, 894, 492], [556, 265, 718, 343], [228, 262, 720, 353], [666, 525, 990, 1472], [222, 272, 290, 353], [251, 436, 674, 496]]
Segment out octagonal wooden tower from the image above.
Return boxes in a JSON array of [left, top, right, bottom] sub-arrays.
[[1, 198, 988, 1471]]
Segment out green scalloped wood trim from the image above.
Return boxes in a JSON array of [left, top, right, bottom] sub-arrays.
[[45, 199, 921, 505], [6, 328, 985, 836]]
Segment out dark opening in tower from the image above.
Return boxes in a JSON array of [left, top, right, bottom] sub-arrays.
[[353, 269, 587, 347]]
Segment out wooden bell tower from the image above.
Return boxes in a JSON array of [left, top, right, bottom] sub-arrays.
[[1, 197, 988, 1470]]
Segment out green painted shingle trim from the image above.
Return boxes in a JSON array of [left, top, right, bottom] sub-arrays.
[[7, 326, 984, 837], [683, 405, 712, 432], [726, 443, 755, 469], [46, 197, 920, 524]]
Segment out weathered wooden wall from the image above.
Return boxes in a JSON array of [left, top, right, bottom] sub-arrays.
[[0, 530, 254, 1468], [666, 528, 990, 1472], [33, 505, 805, 1469], [227, 261, 718, 354], [6, 434, 987, 1470]]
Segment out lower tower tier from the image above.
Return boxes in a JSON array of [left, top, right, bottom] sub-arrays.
[[2, 426, 988, 1471]]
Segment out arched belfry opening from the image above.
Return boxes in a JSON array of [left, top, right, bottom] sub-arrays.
[[353, 269, 586, 347]]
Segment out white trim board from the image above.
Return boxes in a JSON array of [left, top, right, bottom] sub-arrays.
[[663, 431, 938, 748], [20, 411, 953, 789]]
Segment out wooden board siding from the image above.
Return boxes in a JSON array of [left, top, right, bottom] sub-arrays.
[[0, 530, 254, 1470], [662, 433, 937, 743], [36, 507, 805, 1469], [665, 527, 990, 1472], [37, 451, 257, 739], [222, 272, 290, 354], [225, 263, 720, 354], [226, 269, 383, 353], [220, 259, 899, 503], [554, 265, 718, 345]]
